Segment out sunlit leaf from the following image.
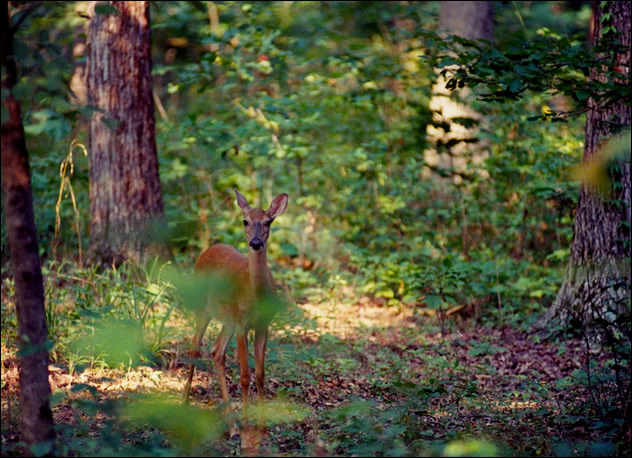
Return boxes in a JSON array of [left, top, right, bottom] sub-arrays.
[[442, 439, 499, 457]]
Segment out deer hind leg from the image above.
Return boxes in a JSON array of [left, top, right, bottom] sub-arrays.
[[250, 327, 269, 449], [184, 313, 211, 404], [211, 324, 234, 405], [237, 331, 260, 453], [235, 332, 250, 413]]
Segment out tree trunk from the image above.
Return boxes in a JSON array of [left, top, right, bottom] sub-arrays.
[[1, 4, 55, 454], [87, 1, 165, 265], [426, 1, 494, 185], [538, 1, 631, 334], [439, 1, 494, 42], [425, 1, 494, 258]]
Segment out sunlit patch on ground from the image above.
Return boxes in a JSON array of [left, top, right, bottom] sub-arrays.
[[298, 296, 419, 341]]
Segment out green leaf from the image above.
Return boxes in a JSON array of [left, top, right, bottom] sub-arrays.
[[102, 117, 121, 131], [94, 2, 120, 16], [508, 78, 522, 93], [30, 441, 54, 457], [122, 395, 223, 449], [438, 57, 459, 68], [71, 383, 99, 397], [376, 288, 394, 299], [425, 294, 444, 309], [442, 439, 499, 457], [18, 338, 54, 358], [50, 391, 67, 406], [281, 242, 299, 257]]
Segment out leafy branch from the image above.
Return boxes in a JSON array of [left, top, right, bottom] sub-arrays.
[[420, 28, 630, 121]]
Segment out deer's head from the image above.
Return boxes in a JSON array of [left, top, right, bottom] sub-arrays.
[[235, 190, 288, 252]]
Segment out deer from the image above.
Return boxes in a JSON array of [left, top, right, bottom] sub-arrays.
[[183, 189, 288, 450]]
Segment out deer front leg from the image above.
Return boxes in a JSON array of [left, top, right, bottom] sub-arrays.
[[252, 326, 268, 446], [236, 332, 250, 413], [254, 327, 268, 404]]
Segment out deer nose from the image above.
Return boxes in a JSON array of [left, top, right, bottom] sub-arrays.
[[250, 238, 264, 251]]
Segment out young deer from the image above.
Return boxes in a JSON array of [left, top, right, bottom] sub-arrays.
[[183, 190, 288, 446]]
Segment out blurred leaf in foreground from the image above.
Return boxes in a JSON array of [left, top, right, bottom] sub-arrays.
[[246, 398, 310, 425], [71, 318, 149, 367], [162, 264, 236, 315], [442, 439, 499, 457], [573, 129, 631, 197], [121, 394, 225, 452]]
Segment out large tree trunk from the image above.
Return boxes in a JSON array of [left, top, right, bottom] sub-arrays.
[[1, 4, 55, 454], [87, 1, 165, 265], [539, 1, 631, 334]]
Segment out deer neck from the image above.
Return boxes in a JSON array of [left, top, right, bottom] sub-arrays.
[[248, 247, 270, 294]]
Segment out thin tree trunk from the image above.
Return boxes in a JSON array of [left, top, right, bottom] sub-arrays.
[[426, 1, 494, 257], [439, 1, 494, 42], [1, 4, 55, 454], [426, 2, 493, 180], [538, 1, 631, 333], [87, 1, 165, 265]]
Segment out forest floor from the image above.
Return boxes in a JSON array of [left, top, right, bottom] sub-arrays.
[[1, 296, 627, 456]]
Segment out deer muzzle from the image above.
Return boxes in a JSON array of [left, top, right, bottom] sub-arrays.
[[249, 222, 264, 251]]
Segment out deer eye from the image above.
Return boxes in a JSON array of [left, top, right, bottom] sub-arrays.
[[243, 220, 249, 226], [265, 220, 272, 227]]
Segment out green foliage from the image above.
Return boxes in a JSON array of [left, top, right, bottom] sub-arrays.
[[3, 2, 586, 321], [122, 395, 225, 452], [324, 400, 409, 456], [441, 439, 499, 457], [27, 260, 182, 369], [422, 24, 629, 122]]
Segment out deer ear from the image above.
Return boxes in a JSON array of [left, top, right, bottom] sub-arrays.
[[267, 193, 288, 219], [235, 190, 251, 210]]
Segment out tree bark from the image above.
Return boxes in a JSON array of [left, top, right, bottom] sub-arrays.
[[538, 1, 631, 334], [87, 1, 165, 265], [426, 1, 494, 186], [1, 4, 55, 454], [439, 1, 494, 42]]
